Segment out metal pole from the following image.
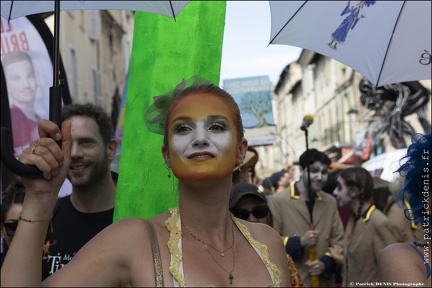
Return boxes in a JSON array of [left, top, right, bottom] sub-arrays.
[[53, 0, 60, 87], [304, 127, 319, 287], [49, 0, 62, 128]]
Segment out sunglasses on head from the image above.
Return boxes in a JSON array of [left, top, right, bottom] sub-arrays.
[[232, 205, 269, 220], [3, 220, 18, 237]]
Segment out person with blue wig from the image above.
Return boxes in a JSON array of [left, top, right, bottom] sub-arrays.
[[378, 133, 431, 286]]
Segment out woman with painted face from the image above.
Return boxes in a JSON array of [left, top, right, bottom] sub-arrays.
[[333, 167, 398, 286], [2, 82, 290, 287]]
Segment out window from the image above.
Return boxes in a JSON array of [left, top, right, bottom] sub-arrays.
[[91, 68, 102, 105], [89, 11, 99, 41], [67, 45, 79, 101], [80, 11, 85, 31]]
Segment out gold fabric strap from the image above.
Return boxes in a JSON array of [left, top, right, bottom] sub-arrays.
[[146, 220, 164, 287]]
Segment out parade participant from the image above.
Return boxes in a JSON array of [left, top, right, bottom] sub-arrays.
[[268, 149, 344, 286], [333, 167, 398, 285], [1, 82, 290, 287], [378, 133, 431, 286]]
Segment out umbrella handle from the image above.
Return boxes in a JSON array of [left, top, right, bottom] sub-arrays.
[[0, 127, 42, 178], [0, 87, 62, 178]]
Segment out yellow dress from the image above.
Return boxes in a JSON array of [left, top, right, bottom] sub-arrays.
[[165, 207, 282, 287]]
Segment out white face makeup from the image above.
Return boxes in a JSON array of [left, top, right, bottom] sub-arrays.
[[171, 114, 232, 160], [333, 175, 353, 207], [301, 161, 329, 193], [165, 93, 240, 182]]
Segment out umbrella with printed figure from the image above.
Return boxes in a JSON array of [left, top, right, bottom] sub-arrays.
[[269, 1, 431, 87]]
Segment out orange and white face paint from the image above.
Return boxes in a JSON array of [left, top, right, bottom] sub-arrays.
[[163, 93, 241, 182]]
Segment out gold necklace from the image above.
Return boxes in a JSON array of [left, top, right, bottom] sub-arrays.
[[205, 240, 235, 284], [181, 219, 235, 257], [181, 217, 235, 284]]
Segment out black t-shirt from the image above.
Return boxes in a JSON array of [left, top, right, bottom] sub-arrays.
[[41, 195, 114, 280]]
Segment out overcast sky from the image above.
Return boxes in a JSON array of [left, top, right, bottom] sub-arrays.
[[220, 1, 302, 86], [44, 1, 302, 87]]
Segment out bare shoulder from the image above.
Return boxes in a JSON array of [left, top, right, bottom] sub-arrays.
[[238, 220, 290, 285], [378, 243, 427, 283], [79, 216, 153, 261], [109, 214, 171, 247], [239, 219, 281, 242], [104, 218, 148, 241], [379, 243, 414, 263]]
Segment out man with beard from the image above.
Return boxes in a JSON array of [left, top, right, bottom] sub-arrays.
[[41, 103, 117, 280], [268, 149, 344, 287]]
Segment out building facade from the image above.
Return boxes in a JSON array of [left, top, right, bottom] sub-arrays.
[[45, 10, 134, 118], [263, 49, 431, 178]]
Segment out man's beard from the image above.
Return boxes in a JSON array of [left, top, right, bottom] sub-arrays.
[[68, 156, 110, 188]]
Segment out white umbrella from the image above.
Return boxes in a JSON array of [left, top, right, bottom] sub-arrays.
[[1, 0, 190, 93], [269, 1, 431, 87], [1, 1, 190, 21], [0, 0, 190, 177]]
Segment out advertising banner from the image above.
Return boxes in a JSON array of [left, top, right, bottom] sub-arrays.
[[223, 76, 276, 146], [1, 16, 53, 156], [1, 15, 71, 194]]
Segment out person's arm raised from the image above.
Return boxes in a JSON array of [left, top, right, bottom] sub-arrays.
[[1, 120, 71, 287]]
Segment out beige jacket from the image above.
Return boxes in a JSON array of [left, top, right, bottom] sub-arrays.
[[268, 183, 344, 287], [343, 205, 399, 286], [385, 198, 416, 243]]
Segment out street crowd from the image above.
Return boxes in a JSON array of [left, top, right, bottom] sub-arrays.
[[1, 81, 430, 287]]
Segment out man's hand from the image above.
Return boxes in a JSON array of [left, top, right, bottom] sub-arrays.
[[300, 229, 321, 248], [305, 259, 325, 276], [329, 244, 344, 264]]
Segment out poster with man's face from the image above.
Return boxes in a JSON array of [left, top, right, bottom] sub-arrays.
[[1, 16, 72, 196], [1, 16, 52, 156]]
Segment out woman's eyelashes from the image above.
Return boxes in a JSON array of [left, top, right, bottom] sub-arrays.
[[173, 121, 228, 134], [208, 121, 227, 132], [174, 123, 193, 133]]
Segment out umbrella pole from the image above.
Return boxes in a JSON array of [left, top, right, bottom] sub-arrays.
[[49, 0, 62, 128], [53, 0, 60, 87], [303, 127, 319, 287]]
